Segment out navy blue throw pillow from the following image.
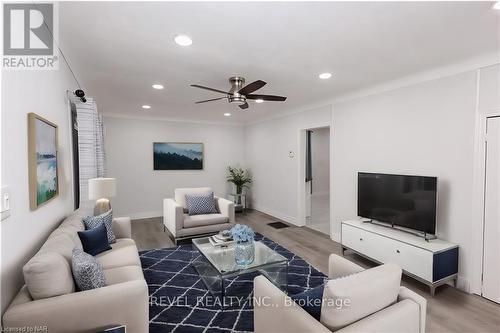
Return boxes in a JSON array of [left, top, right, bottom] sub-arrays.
[[83, 210, 115, 244], [290, 284, 325, 321], [77, 223, 112, 256]]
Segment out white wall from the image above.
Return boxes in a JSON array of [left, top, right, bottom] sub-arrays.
[[1, 69, 78, 312], [103, 116, 245, 218], [331, 71, 478, 291], [311, 127, 330, 195], [244, 66, 498, 292], [244, 106, 332, 225], [471, 63, 500, 294]]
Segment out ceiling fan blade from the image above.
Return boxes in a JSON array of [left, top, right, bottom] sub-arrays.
[[238, 80, 267, 95], [190, 84, 229, 95], [195, 97, 226, 104], [246, 94, 287, 102], [239, 102, 249, 110]]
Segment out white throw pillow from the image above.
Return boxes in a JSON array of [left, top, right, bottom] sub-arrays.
[[23, 252, 75, 300], [320, 263, 402, 331]]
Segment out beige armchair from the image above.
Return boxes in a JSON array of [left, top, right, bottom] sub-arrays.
[[163, 187, 235, 244], [254, 254, 427, 333]]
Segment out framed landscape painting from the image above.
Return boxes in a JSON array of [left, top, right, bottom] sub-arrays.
[[153, 142, 203, 170], [28, 113, 58, 210]]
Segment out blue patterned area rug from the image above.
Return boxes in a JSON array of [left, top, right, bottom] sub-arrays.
[[139, 233, 326, 333]]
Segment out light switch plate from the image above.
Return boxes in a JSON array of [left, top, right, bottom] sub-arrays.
[[1, 185, 11, 221]]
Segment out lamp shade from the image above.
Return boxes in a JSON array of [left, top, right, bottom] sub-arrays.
[[88, 178, 116, 200]]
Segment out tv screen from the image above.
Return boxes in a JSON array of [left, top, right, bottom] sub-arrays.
[[358, 172, 437, 235]]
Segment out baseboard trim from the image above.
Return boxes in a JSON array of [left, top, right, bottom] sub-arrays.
[[456, 276, 470, 293], [331, 232, 341, 243], [252, 204, 301, 226]]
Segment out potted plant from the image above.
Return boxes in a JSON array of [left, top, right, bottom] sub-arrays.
[[227, 166, 252, 205]]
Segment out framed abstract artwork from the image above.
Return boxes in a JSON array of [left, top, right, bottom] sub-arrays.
[[153, 142, 204, 170], [28, 113, 58, 210]]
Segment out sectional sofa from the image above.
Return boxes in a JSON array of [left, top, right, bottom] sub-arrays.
[[2, 210, 148, 333]]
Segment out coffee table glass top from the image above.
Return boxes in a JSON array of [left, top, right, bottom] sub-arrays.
[[191, 237, 287, 276]]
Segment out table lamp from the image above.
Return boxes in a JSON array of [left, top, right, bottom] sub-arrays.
[[88, 177, 116, 215]]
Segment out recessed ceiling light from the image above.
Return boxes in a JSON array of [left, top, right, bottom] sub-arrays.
[[174, 34, 193, 46], [319, 72, 332, 80], [142, 105, 151, 109], [493, 1, 500, 10], [152, 84, 164, 90], [255, 99, 264, 103], [224, 113, 232, 117]]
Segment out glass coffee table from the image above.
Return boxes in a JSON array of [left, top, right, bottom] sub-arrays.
[[191, 237, 288, 307]]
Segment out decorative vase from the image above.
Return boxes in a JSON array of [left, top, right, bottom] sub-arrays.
[[236, 186, 243, 205], [235, 240, 255, 265]]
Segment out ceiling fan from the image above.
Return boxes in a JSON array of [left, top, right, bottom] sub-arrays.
[[191, 76, 287, 110]]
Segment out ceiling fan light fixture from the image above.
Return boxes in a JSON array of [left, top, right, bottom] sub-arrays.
[[174, 34, 193, 46], [152, 84, 164, 90], [224, 113, 232, 117], [190, 76, 287, 109], [141, 105, 151, 109], [229, 95, 247, 105], [319, 72, 332, 80]]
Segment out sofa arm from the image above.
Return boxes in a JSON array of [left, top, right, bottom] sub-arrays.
[[112, 217, 131, 239], [3, 280, 148, 333], [335, 299, 420, 333], [253, 276, 330, 333], [163, 198, 184, 237], [328, 254, 364, 279], [216, 197, 235, 223], [398, 287, 427, 333]]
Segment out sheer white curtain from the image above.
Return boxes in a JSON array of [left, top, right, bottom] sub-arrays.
[[76, 98, 106, 209]]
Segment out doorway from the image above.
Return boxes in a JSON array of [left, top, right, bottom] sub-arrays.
[[481, 116, 500, 304], [305, 127, 330, 234]]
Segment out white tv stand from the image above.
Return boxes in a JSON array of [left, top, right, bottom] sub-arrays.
[[341, 220, 459, 295]]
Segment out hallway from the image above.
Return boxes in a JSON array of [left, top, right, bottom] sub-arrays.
[[307, 193, 330, 234]]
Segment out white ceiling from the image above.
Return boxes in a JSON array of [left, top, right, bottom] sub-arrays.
[[59, 2, 499, 124]]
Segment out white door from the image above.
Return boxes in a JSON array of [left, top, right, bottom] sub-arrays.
[[482, 116, 500, 303]]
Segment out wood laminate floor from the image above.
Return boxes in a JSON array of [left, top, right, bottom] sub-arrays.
[[132, 210, 500, 333]]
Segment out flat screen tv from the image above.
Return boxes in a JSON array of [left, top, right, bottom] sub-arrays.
[[358, 172, 437, 235]]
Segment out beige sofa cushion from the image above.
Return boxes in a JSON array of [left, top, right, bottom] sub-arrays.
[[175, 187, 212, 208], [48, 226, 83, 249], [104, 265, 145, 285], [23, 252, 75, 300], [59, 214, 85, 230], [95, 239, 141, 269], [40, 233, 79, 261], [321, 263, 402, 331], [183, 213, 229, 229]]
